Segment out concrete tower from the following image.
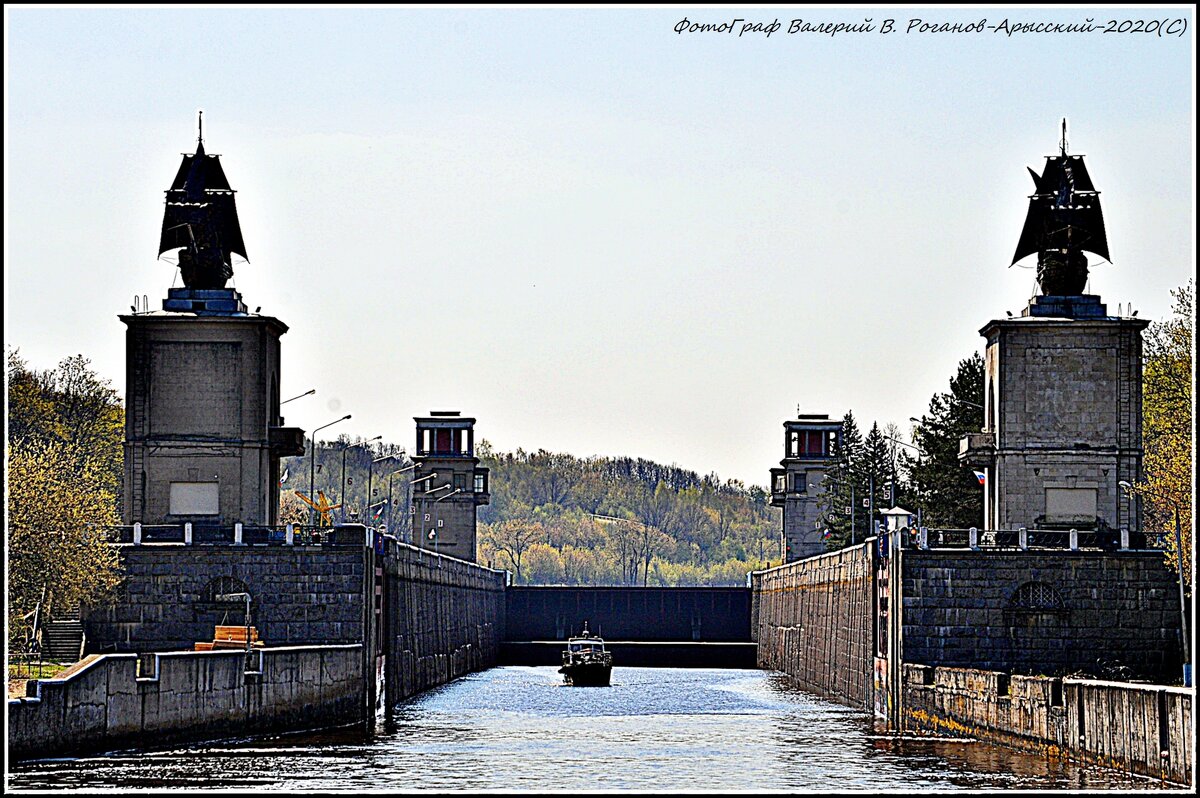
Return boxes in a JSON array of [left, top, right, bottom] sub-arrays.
[[770, 414, 842, 562], [959, 123, 1148, 536], [121, 123, 305, 527], [411, 411, 490, 561], [960, 302, 1147, 534], [121, 312, 304, 527]]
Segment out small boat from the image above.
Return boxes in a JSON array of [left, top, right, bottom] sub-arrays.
[[558, 622, 613, 687]]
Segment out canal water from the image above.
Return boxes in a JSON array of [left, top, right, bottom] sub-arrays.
[[8, 666, 1171, 791]]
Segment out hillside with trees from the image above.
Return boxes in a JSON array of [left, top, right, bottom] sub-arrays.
[[281, 440, 782, 585], [474, 445, 780, 585]]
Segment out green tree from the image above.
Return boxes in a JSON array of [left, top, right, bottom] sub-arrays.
[[1139, 281, 1193, 587], [818, 410, 864, 548], [480, 519, 543, 582], [903, 352, 985, 528], [7, 350, 124, 645]]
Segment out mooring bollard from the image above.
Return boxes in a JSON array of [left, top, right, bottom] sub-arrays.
[[969, 527, 978, 550], [234, 522, 244, 545], [1019, 527, 1028, 550], [133, 522, 142, 545], [184, 522, 193, 545]]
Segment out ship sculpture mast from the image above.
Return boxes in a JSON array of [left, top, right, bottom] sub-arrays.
[[158, 112, 249, 289], [1011, 119, 1111, 296]]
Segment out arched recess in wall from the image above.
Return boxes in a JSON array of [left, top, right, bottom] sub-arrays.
[[1002, 581, 1071, 671], [193, 575, 255, 626]]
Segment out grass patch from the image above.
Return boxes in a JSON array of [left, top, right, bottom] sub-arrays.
[[8, 660, 71, 698]]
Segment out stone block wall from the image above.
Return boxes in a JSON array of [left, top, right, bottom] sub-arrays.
[[752, 542, 876, 709], [8, 645, 364, 761], [903, 663, 1192, 786], [382, 542, 506, 705], [782, 497, 825, 562], [900, 550, 1183, 681], [982, 316, 1147, 532], [84, 544, 368, 653]]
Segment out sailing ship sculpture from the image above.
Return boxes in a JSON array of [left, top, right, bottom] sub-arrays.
[[1011, 119, 1110, 296], [158, 112, 248, 290]]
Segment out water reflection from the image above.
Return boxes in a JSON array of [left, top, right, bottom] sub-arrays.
[[7, 667, 1171, 791]]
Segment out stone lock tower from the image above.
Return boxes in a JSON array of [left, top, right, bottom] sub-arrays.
[[959, 122, 1148, 535], [770, 414, 842, 562], [410, 411, 490, 560], [122, 121, 305, 527]]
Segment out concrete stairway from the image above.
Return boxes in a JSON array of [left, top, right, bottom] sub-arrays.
[[42, 609, 85, 662]]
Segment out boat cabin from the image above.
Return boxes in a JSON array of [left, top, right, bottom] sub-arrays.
[[567, 638, 606, 654]]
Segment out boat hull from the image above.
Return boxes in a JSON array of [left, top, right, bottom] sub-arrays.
[[559, 661, 612, 687]]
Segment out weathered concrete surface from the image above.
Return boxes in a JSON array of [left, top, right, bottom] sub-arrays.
[[121, 313, 290, 527], [381, 541, 506, 706], [978, 315, 1148, 532], [8, 645, 364, 762], [751, 543, 876, 710], [903, 664, 1193, 787], [505, 586, 751, 643]]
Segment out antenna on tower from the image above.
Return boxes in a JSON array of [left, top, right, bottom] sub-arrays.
[[197, 109, 204, 146], [1059, 117, 1068, 156]]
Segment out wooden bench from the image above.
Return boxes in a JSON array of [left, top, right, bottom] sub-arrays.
[[194, 625, 264, 651]]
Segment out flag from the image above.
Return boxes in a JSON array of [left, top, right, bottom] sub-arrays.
[[280, 467, 289, 486], [372, 499, 388, 519], [974, 470, 986, 485]]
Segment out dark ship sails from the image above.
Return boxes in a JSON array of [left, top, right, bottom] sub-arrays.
[[1011, 120, 1110, 296], [158, 117, 248, 290]]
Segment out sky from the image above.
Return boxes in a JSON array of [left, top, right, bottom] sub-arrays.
[[4, 5, 1195, 489]]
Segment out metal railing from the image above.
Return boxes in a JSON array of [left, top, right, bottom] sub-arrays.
[[889, 525, 1159, 552], [99, 523, 373, 547]]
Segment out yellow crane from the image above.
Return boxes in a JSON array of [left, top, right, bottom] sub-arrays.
[[293, 490, 342, 527]]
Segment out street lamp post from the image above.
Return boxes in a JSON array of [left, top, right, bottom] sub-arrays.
[[281, 388, 316, 406], [309, 414, 351, 525], [343, 436, 381, 524], [420, 483, 451, 549], [1120, 480, 1190, 686], [215, 591, 252, 662], [387, 463, 417, 534], [366, 452, 400, 528], [431, 488, 462, 561], [408, 474, 437, 544]]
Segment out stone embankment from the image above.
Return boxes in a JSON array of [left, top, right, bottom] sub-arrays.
[[903, 664, 1192, 787], [751, 543, 876, 710], [8, 645, 364, 761]]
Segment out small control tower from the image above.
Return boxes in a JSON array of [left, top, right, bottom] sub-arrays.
[[770, 414, 842, 562], [411, 411, 490, 561]]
